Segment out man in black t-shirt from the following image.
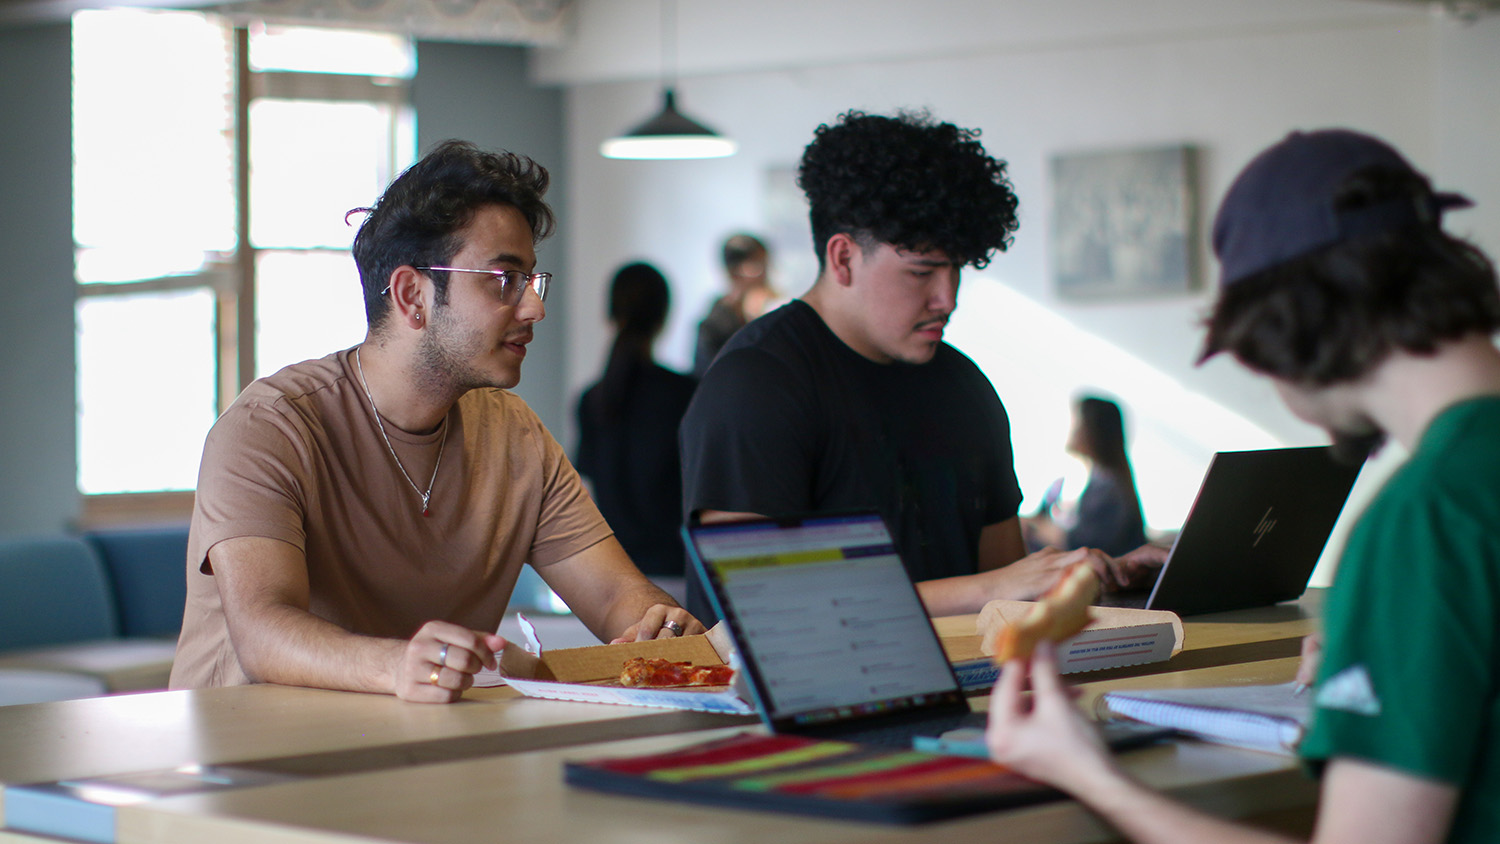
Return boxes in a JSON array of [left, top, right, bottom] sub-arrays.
[[680, 111, 1160, 622]]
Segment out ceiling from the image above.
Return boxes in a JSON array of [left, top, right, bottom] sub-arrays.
[[1372, 0, 1500, 19], [0, 0, 572, 43], [2, 0, 1495, 42]]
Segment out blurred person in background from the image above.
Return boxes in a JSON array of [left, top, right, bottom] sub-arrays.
[[1026, 394, 1148, 557], [693, 233, 782, 377], [577, 262, 697, 583]]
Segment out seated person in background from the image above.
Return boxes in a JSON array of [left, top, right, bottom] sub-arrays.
[[693, 232, 782, 378], [171, 141, 703, 704], [1026, 395, 1149, 557], [680, 111, 1161, 624], [987, 129, 1500, 843], [576, 262, 697, 580]]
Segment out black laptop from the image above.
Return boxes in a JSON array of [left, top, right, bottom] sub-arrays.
[[1100, 445, 1363, 615], [685, 512, 981, 747], [684, 511, 1172, 752]]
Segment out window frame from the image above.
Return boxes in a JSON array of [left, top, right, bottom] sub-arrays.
[[76, 20, 413, 528]]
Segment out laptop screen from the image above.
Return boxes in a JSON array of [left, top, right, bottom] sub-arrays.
[[686, 513, 964, 729], [1139, 445, 1362, 616]]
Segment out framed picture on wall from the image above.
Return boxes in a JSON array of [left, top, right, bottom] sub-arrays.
[[1050, 144, 1199, 300], [764, 165, 818, 293]]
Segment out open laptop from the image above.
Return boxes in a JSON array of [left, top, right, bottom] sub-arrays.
[[686, 512, 978, 747], [1100, 445, 1363, 615], [684, 512, 1171, 751]]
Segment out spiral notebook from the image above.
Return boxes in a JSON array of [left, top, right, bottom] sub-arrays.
[[1099, 681, 1311, 754]]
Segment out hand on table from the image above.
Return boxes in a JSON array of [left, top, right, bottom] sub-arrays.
[[1106, 542, 1169, 592], [985, 641, 1116, 793], [986, 546, 1120, 600], [610, 605, 706, 644], [395, 620, 508, 703]]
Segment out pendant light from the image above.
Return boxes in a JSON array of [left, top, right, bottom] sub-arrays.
[[600, 0, 736, 160]]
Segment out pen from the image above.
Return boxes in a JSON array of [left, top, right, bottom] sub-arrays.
[[1291, 682, 1308, 697]]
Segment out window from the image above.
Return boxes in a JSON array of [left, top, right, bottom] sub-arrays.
[[73, 10, 415, 513]]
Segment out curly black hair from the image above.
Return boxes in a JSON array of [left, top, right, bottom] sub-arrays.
[[1200, 165, 1500, 385], [349, 140, 555, 330], [797, 110, 1019, 270]]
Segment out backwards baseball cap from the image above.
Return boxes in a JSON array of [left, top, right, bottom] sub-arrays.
[[1213, 129, 1473, 286]]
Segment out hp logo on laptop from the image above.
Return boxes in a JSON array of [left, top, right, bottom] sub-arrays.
[[1252, 507, 1277, 547]]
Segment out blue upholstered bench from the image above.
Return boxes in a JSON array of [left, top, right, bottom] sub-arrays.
[[0, 535, 119, 651], [83, 525, 189, 639], [0, 527, 187, 705]]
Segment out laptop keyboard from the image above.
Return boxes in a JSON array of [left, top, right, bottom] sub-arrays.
[[1095, 589, 1151, 610], [817, 711, 987, 748]]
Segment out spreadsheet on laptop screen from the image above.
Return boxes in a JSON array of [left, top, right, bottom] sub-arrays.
[[693, 515, 957, 722]]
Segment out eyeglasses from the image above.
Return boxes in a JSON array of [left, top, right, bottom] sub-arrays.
[[390, 266, 552, 304]]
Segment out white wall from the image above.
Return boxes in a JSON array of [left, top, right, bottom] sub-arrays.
[[534, 1, 1500, 576]]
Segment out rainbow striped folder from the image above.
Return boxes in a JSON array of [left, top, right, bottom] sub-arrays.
[[564, 731, 1061, 824]]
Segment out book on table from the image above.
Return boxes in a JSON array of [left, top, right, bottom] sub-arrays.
[[1098, 681, 1311, 755], [4, 765, 296, 844]]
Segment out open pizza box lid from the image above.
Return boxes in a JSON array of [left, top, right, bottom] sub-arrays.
[[944, 602, 1183, 690], [493, 616, 756, 714]]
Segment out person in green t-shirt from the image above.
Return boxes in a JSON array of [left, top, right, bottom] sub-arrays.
[[984, 128, 1500, 844]]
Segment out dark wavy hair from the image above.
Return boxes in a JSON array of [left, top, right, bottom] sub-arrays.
[[349, 140, 555, 330], [797, 110, 1020, 270], [1200, 166, 1500, 384], [587, 262, 671, 422], [1075, 395, 1142, 517]]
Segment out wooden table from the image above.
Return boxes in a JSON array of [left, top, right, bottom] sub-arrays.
[[935, 590, 1320, 684], [0, 594, 1323, 843], [106, 658, 1314, 844], [0, 683, 749, 802]]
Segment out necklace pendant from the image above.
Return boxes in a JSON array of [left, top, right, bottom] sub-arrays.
[[356, 348, 446, 522]]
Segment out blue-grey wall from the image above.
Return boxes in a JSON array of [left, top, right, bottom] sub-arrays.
[[0, 23, 77, 537], [414, 41, 570, 434]]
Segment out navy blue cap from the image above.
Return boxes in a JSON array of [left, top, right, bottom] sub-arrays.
[[1213, 129, 1473, 285]]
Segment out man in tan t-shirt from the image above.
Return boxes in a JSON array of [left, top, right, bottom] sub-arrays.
[[171, 141, 703, 702]]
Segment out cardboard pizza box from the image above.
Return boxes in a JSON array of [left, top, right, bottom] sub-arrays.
[[946, 602, 1183, 690], [492, 616, 755, 714]]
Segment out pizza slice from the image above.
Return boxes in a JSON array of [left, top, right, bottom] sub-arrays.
[[686, 663, 735, 685], [618, 657, 734, 688]]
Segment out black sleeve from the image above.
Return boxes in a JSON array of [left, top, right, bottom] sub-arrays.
[[975, 368, 1024, 526], [995, 432, 1023, 525], [679, 347, 820, 521], [679, 349, 820, 625]]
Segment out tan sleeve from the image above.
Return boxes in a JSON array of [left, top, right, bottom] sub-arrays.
[[189, 399, 311, 574], [518, 404, 614, 567]]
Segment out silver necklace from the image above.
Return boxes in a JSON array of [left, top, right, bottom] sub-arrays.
[[355, 347, 447, 517]]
